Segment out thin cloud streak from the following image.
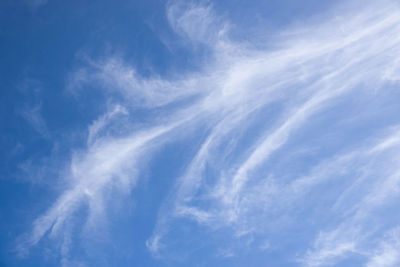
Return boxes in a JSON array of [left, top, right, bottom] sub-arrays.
[[148, 0, 400, 262], [22, 0, 400, 266]]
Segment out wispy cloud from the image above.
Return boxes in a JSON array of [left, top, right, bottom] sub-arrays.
[[366, 227, 400, 267], [19, 103, 50, 139], [148, 0, 400, 261], [21, 0, 400, 265], [301, 128, 400, 266], [87, 104, 128, 145]]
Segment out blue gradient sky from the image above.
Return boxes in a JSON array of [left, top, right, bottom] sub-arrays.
[[1, 0, 400, 266]]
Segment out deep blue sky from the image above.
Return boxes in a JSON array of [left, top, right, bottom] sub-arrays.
[[1, 0, 400, 266]]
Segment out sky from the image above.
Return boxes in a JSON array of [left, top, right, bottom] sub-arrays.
[[1, 0, 400, 266]]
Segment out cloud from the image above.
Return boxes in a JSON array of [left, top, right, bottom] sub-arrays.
[[20, 103, 50, 139], [87, 104, 128, 145], [18, 120, 181, 262], [366, 227, 400, 267], [147, 0, 400, 261], [21, 0, 400, 265], [166, 2, 228, 45], [300, 129, 400, 266], [68, 57, 207, 109]]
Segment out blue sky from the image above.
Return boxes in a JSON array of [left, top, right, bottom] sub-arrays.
[[1, 0, 400, 266]]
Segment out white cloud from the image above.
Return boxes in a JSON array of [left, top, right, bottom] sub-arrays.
[[166, 2, 229, 46], [20, 119, 182, 258], [366, 227, 400, 267], [87, 104, 128, 145], [148, 0, 400, 260], [300, 129, 400, 266], [20, 103, 49, 139], [68, 57, 207, 109], [22, 0, 400, 265]]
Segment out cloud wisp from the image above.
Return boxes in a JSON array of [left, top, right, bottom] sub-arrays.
[[21, 0, 400, 266]]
